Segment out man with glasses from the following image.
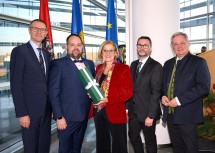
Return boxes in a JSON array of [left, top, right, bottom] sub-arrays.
[[48, 34, 95, 153], [128, 36, 163, 153], [10, 19, 51, 153]]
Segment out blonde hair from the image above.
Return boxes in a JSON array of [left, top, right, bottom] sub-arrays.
[[97, 40, 119, 60]]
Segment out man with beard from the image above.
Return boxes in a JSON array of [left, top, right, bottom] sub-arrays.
[[49, 34, 95, 153], [128, 36, 163, 153]]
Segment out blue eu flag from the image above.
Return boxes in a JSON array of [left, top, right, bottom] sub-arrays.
[[106, 0, 118, 47], [71, 0, 86, 58]]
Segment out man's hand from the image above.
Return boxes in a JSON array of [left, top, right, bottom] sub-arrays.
[[145, 117, 153, 127], [169, 98, 178, 108], [161, 96, 170, 106], [56, 117, 67, 130], [19, 116, 30, 129]]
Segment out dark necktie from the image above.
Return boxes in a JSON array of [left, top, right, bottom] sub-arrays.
[[167, 62, 176, 114], [37, 48, 45, 76], [74, 59, 83, 63], [136, 62, 142, 78]]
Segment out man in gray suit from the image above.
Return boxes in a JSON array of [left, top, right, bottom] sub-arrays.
[[128, 36, 163, 153]]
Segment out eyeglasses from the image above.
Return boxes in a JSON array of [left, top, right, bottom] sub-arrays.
[[30, 26, 47, 33], [103, 50, 115, 54], [136, 44, 150, 48]]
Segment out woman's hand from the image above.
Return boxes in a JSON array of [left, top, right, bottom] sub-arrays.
[[94, 98, 108, 106], [94, 98, 108, 111]]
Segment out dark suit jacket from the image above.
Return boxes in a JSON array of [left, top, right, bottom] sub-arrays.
[[129, 57, 163, 122], [10, 41, 51, 118], [162, 53, 210, 124], [48, 55, 95, 122], [96, 62, 133, 124]]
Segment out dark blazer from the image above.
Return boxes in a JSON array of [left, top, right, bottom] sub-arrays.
[[129, 57, 163, 122], [48, 55, 95, 121], [162, 53, 210, 124], [10, 41, 51, 118], [96, 62, 133, 124]]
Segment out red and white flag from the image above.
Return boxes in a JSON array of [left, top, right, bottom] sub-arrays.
[[39, 0, 54, 59]]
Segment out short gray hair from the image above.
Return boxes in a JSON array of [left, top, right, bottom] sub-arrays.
[[171, 32, 189, 45]]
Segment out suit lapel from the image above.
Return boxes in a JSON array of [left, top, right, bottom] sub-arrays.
[[134, 57, 152, 87], [42, 50, 51, 80], [27, 42, 47, 78], [27, 42, 40, 66], [65, 55, 79, 71], [42, 50, 49, 72], [136, 57, 151, 77], [83, 60, 90, 70], [132, 60, 139, 79], [167, 58, 176, 85]]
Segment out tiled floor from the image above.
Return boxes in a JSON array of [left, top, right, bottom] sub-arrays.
[[49, 119, 173, 153]]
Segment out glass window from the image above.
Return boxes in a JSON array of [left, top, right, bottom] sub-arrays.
[[180, 0, 215, 53], [0, 0, 125, 151]]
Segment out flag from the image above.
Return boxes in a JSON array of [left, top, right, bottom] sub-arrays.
[[71, 0, 86, 58], [39, 0, 54, 59], [106, 0, 118, 47]]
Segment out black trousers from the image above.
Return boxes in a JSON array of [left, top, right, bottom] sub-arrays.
[[22, 107, 51, 153], [128, 108, 157, 153], [58, 119, 88, 153], [167, 114, 198, 153], [94, 108, 128, 153]]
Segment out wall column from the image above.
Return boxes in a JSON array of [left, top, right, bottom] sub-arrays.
[[125, 0, 180, 145]]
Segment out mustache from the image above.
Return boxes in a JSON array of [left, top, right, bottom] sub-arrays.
[[72, 49, 81, 52]]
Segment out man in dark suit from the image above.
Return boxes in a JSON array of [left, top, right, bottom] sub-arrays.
[[10, 19, 51, 153], [161, 32, 210, 153], [128, 36, 163, 153], [48, 34, 95, 153]]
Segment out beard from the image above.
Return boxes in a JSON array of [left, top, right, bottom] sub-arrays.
[[67, 50, 82, 59], [138, 50, 151, 58]]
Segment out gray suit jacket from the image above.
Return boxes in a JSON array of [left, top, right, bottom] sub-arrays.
[[129, 57, 163, 122]]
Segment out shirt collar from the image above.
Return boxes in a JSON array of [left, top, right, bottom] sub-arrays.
[[29, 40, 42, 50], [70, 57, 82, 61], [139, 56, 149, 65]]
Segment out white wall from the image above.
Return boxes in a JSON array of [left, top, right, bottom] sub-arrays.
[[126, 0, 180, 65]]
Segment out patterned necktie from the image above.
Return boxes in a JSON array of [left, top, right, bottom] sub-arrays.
[[136, 62, 142, 78], [37, 48, 45, 76], [167, 62, 176, 114]]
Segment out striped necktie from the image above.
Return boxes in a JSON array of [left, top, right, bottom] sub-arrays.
[[136, 62, 142, 78], [37, 48, 45, 76]]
